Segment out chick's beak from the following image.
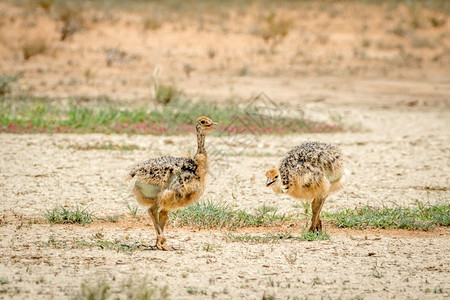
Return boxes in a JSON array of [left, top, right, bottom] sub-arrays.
[[208, 122, 217, 129], [266, 178, 275, 187]]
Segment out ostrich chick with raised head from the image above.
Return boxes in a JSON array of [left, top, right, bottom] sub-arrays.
[[128, 116, 216, 250], [266, 141, 346, 232]]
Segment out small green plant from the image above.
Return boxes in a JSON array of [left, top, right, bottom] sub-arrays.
[[312, 277, 321, 285], [300, 230, 330, 241], [186, 287, 207, 295], [107, 215, 119, 223], [202, 242, 219, 252], [372, 268, 383, 278], [44, 206, 93, 224], [324, 201, 449, 230], [0, 278, 9, 285], [124, 200, 140, 219]]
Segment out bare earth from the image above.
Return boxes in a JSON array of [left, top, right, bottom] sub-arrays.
[[1, 1, 450, 299]]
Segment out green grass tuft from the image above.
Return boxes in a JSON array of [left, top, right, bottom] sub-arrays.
[[324, 201, 449, 230], [44, 206, 93, 224], [170, 200, 293, 229], [224, 230, 329, 244]]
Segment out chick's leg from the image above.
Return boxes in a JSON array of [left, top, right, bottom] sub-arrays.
[[158, 209, 175, 251], [309, 197, 326, 232], [148, 204, 165, 250]]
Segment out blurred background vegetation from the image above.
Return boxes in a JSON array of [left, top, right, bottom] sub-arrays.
[[0, 0, 448, 133]]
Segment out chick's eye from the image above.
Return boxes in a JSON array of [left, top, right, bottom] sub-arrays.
[[275, 175, 279, 179], [201, 120, 206, 124]]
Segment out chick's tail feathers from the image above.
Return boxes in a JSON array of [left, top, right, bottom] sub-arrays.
[[329, 168, 349, 193]]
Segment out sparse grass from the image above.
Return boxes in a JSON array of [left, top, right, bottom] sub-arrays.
[[410, 35, 435, 49], [79, 277, 110, 300], [324, 201, 449, 230], [44, 206, 93, 224], [238, 64, 250, 76], [0, 278, 9, 285], [257, 12, 292, 49], [152, 83, 180, 105], [56, 3, 84, 41], [171, 200, 293, 229], [95, 239, 142, 253], [124, 200, 140, 219], [224, 230, 330, 244], [202, 242, 220, 252], [120, 276, 169, 300], [106, 215, 120, 223], [372, 268, 384, 278], [78, 275, 169, 300], [143, 15, 162, 31], [21, 37, 49, 60], [429, 16, 446, 28], [68, 142, 140, 151], [41, 234, 152, 253], [186, 287, 207, 295], [0, 74, 18, 96], [0, 95, 343, 135]]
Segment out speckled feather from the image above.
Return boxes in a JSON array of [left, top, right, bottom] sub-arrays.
[[279, 141, 343, 189], [129, 156, 198, 189]]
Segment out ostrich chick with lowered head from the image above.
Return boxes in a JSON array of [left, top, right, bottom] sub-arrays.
[[128, 116, 216, 250], [266, 141, 347, 232]]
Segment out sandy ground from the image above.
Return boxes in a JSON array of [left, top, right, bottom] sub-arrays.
[[1, 94, 449, 299], [1, 1, 450, 299]]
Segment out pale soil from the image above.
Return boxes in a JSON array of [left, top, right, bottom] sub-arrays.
[[1, 103, 449, 299], [1, 1, 450, 299]]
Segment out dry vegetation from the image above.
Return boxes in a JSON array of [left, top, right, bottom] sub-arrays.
[[0, 0, 448, 101]]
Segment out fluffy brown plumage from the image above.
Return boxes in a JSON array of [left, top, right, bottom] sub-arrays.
[[266, 141, 346, 232], [129, 116, 216, 250]]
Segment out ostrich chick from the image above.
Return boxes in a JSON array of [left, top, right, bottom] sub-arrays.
[[266, 142, 346, 232], [128, 116, 216, 250]]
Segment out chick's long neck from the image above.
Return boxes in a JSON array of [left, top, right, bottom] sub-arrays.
[[194, 129, 208, 177], [196, 129, 206, 155]]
